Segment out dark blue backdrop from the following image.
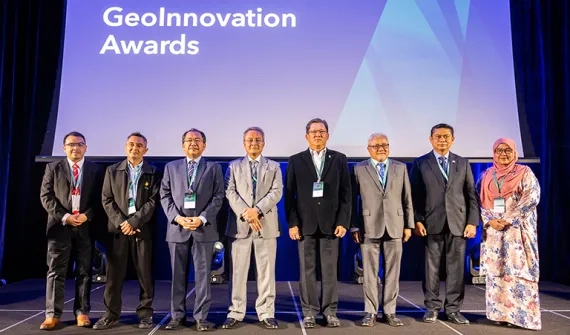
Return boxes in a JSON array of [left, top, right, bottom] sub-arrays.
[[1, 0, 569, 284]]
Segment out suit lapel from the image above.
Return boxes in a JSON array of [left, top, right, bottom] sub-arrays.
[[61, 160, 71, 184], [242, 157, 252, 191], [258, 156, 268, 185], [59, 160, 72, 208], [427, 154, 447, 189], [319, 150, 333, 180], [446, 153, 457, 188], [79, 162, 92, 210], [178, 158, 187, 189], [193, 158, 207, 190], [364, 160, 384, 193], [385, 159, 397, 194], [300, 149, 319, 180]]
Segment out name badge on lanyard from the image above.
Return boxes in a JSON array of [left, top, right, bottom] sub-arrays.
[[312, 154, 325, 198], [493, 170, 506, 213], [128, 198, 136, 215], [184, 193, 196, 209]]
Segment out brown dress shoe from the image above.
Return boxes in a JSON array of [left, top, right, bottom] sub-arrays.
[[40, 317, 60, 330], [77, 314, 91, 327]]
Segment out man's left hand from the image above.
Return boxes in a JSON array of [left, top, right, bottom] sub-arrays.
[[334, 225, 347, 238], [242, 208, 259, 222], [187, 217, 203, 230], [463, 224, 477, 238]]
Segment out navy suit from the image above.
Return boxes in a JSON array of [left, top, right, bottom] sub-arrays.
[[410, 151, 479, 313], [160, 157, 224, 321]]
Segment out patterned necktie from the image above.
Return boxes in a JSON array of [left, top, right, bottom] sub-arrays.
[[72, 163, 80, 195], [251, 160, 258, 202], [438, 156, 448, 176], [187, 160, 196, 189], [377, 163, 386, 189]]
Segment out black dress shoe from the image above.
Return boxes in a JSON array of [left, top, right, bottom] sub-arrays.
[[138, 316, 153, 329], [165, 318, 185, 330], [360, 313, 376, 327], [92, 317, 118, 330], [384, 314, 404, 327], [222, 318, 240, 329], [260, 318, 279, 329], [325, 315, 341, 327], [423, 310, 438, 323], [302, 316, 316, 328], [446, 312, 469, 324], [196, 320, 209, 331]]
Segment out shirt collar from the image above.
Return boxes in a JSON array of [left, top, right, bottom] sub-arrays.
[[433, 150, 450, 160], [248, 155, 261, 163], [67, 158, 85, 169], [128, 160, 143, 170], [370, 157, 389, 166], [187, 156, 202, 165], [310, 147, 327, 158]]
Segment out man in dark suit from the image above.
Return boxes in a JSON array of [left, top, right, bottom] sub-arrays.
[[93, 132, 161, 330], [39, 131, 104, 330], [351, 133, 414, 327], [410, 123, 479, 325], [285, 118, 351, 328], [160, 128, 224, 331]]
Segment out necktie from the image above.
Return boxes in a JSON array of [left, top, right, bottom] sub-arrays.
[[438, 156, 448, 176], [251, 160, 258, 202], [377, 163, 386, 189], [187, 160, 196, 189], [72, 163, 80, 195]]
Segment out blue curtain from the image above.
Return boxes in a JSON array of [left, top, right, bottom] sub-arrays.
[[1, 0, 569, 284]]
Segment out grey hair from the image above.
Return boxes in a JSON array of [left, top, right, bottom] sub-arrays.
[[367, 133, 389, 143], [243, 126, 265, 141]]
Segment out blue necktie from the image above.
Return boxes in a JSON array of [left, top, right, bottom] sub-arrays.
[[187, 160, 196, 189], [251, 160, 258, 202], [377, 163, 386, 189], [438, 156, 448, 176]]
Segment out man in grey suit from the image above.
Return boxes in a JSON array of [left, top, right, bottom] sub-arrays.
[[222, 126, 282, 330], [351, 133, 413, 327], [410, 123, 479, 325], [160, 128, 225, 331]]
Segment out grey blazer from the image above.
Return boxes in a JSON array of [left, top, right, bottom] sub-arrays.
[[351, 158, 414, 239], [225, 156, 283, 239]]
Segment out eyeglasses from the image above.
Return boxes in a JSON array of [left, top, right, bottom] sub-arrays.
[[244, 138, 263, 144], [368, 144, 389, 151], [184, 139, 203, 144], [307, 130, 327, 136], [65, 142, 85, 148], [432, 134, 452, 141], [495, 148, 513, 155]]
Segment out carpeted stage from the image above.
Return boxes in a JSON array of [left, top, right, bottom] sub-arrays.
[[1, 280, 569, 334]]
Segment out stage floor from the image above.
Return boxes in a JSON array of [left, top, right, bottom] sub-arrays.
[[1, 280, 569, 334]]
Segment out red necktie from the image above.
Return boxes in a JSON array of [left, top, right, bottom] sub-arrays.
[[72, 164, 80, 196]]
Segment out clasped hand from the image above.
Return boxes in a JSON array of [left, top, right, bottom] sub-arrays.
[[242, 208, 262, 232], [120, 221, 141, 235], [489, 218, 510, 231], [176, 216, 203, 230], [65, 213, 88, 226]]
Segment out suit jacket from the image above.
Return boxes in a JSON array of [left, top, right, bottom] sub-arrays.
[[225, 156, 283, 239], [285, 148, 352, 236], [409, 151, 479, 236], [40, 159, 104, 237], [351, 158, 414, 239], [102, 160, 161, 240], [160, 158, 224, 243]]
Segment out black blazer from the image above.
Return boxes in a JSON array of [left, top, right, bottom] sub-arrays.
[[102, 160, 161, 240], [285, 148, 352, 236], [409, 151, 479, 236], [40, 159, 104, 237]]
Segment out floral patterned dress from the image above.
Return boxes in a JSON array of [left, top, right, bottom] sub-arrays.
[[478, 165, 541, 330]]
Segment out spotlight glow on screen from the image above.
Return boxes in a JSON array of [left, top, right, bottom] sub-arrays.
[[46, 0, 524, 157]]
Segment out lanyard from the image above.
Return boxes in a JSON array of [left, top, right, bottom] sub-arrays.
[[129, 167, 142, 199], [187, 162, 199, 190], [493, 170, 506, 195], [70, 166, 82, 191], [313, 153, 325, 182]]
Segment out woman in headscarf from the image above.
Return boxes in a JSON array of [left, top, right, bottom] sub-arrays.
[[478, 138, 541, 330]]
